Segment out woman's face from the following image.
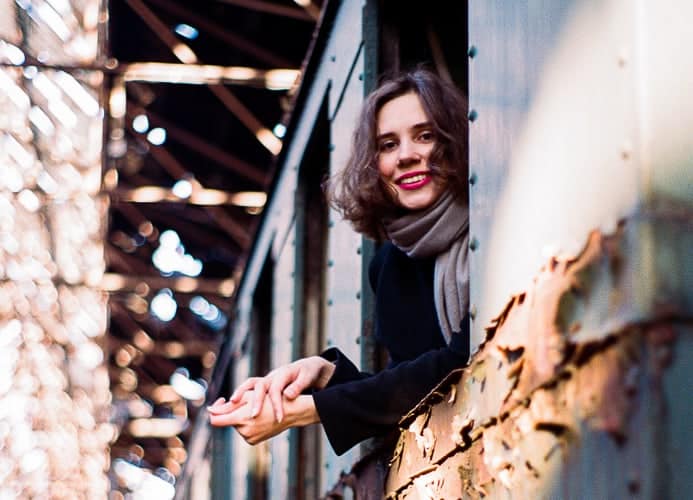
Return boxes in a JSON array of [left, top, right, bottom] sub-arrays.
[[376, 92, 446, 211]]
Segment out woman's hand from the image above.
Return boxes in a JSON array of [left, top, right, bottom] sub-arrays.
[[220, 356, 335, 422], [207, 391, 319, 445]]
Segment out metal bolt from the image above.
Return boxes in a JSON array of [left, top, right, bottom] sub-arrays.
[[468, 109, 478, 122], [469, 237, 479, 251], [469, 172, 478, 186], [621, 142, 632, 160], [468, 45, 477, 58]]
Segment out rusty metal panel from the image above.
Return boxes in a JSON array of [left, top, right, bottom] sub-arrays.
[[384, 227, 692, 498], [322, 47, 366, 491], [268, 222, 297, 499], [468, 0, 651, 349]]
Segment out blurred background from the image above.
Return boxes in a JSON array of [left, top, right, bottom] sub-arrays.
[[0, 0, 321, 498]]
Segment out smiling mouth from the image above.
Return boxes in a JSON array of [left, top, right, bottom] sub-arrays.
[[396, 172, 432, 190]]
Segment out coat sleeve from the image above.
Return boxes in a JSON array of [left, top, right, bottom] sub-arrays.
[[312, 323, 469, 456]]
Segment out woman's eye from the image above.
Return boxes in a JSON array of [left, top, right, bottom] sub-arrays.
[[379, 141, 397, 152], [418, 130, 435, 142]]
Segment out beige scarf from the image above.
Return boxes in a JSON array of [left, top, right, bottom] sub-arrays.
[[384, 191, 469, 343]]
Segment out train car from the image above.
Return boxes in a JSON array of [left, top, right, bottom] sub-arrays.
[[177, 1, 692, 498]]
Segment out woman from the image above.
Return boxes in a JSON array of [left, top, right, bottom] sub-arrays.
[[208, 68, 470, 457]]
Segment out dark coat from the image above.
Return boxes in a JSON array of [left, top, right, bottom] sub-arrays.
[[313, 241, 470, 456]]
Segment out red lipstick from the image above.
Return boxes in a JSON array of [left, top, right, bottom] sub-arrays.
[[395, 171, 432, 191]]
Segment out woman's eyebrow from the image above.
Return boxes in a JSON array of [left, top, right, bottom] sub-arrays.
[[376, 121, 433, 141], [410, 121, 433, 131]]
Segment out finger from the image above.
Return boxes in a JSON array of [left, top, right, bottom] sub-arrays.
[[209, 410, 244, 427], [206, 397, 227, 412], [251, 380, 268, 417], [207, 399, 246, 415], [268, 377, 290, 423], [230, 377, 260, 403]]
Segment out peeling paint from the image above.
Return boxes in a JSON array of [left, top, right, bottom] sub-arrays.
[[381, 227, 692, 499]]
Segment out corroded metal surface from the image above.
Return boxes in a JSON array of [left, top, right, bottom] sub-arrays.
[[384, 227, 691, 499]]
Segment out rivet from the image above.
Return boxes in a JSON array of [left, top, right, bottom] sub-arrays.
[[621, 142, 632, 160], [328, 259, 334, 267], [330, 55, 336, 62], [327, 299, 333, 306], [358, 73, 364, 81], [356, 292, 361, 300], [617, 50, 628, 67], [356, 247, 361, 255], [355, 337, 361, 345], [469, 237, 479, 251], [468, 45, 477, 58], [469, 172, 478, 185], [328, 220, 334, 228], [468, 109, 478, 122], [329, 143, 335, 151], [469, 304, 477, 320]]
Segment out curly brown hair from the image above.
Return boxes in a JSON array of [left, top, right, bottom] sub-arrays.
[[326, 68, 468, 240]]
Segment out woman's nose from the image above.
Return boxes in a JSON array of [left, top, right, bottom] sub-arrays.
[[397, 140, 419, 166]]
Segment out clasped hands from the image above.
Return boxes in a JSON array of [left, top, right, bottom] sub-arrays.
[[207, 355, 335, 444]]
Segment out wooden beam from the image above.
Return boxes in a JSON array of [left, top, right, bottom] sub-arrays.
[[106, 243, 152, 275], [120, 129, 254, 249], [293, 0, 321, 21], [124, 0, 281, 155], [146, 0, 295, 67], [129, 106, 269, 186], [109, 335, 218, 359], [215, 0, 314, 21], [208, 84, 282, 155], [112, 197, 244, 248], [103, 272, 236, 297]]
